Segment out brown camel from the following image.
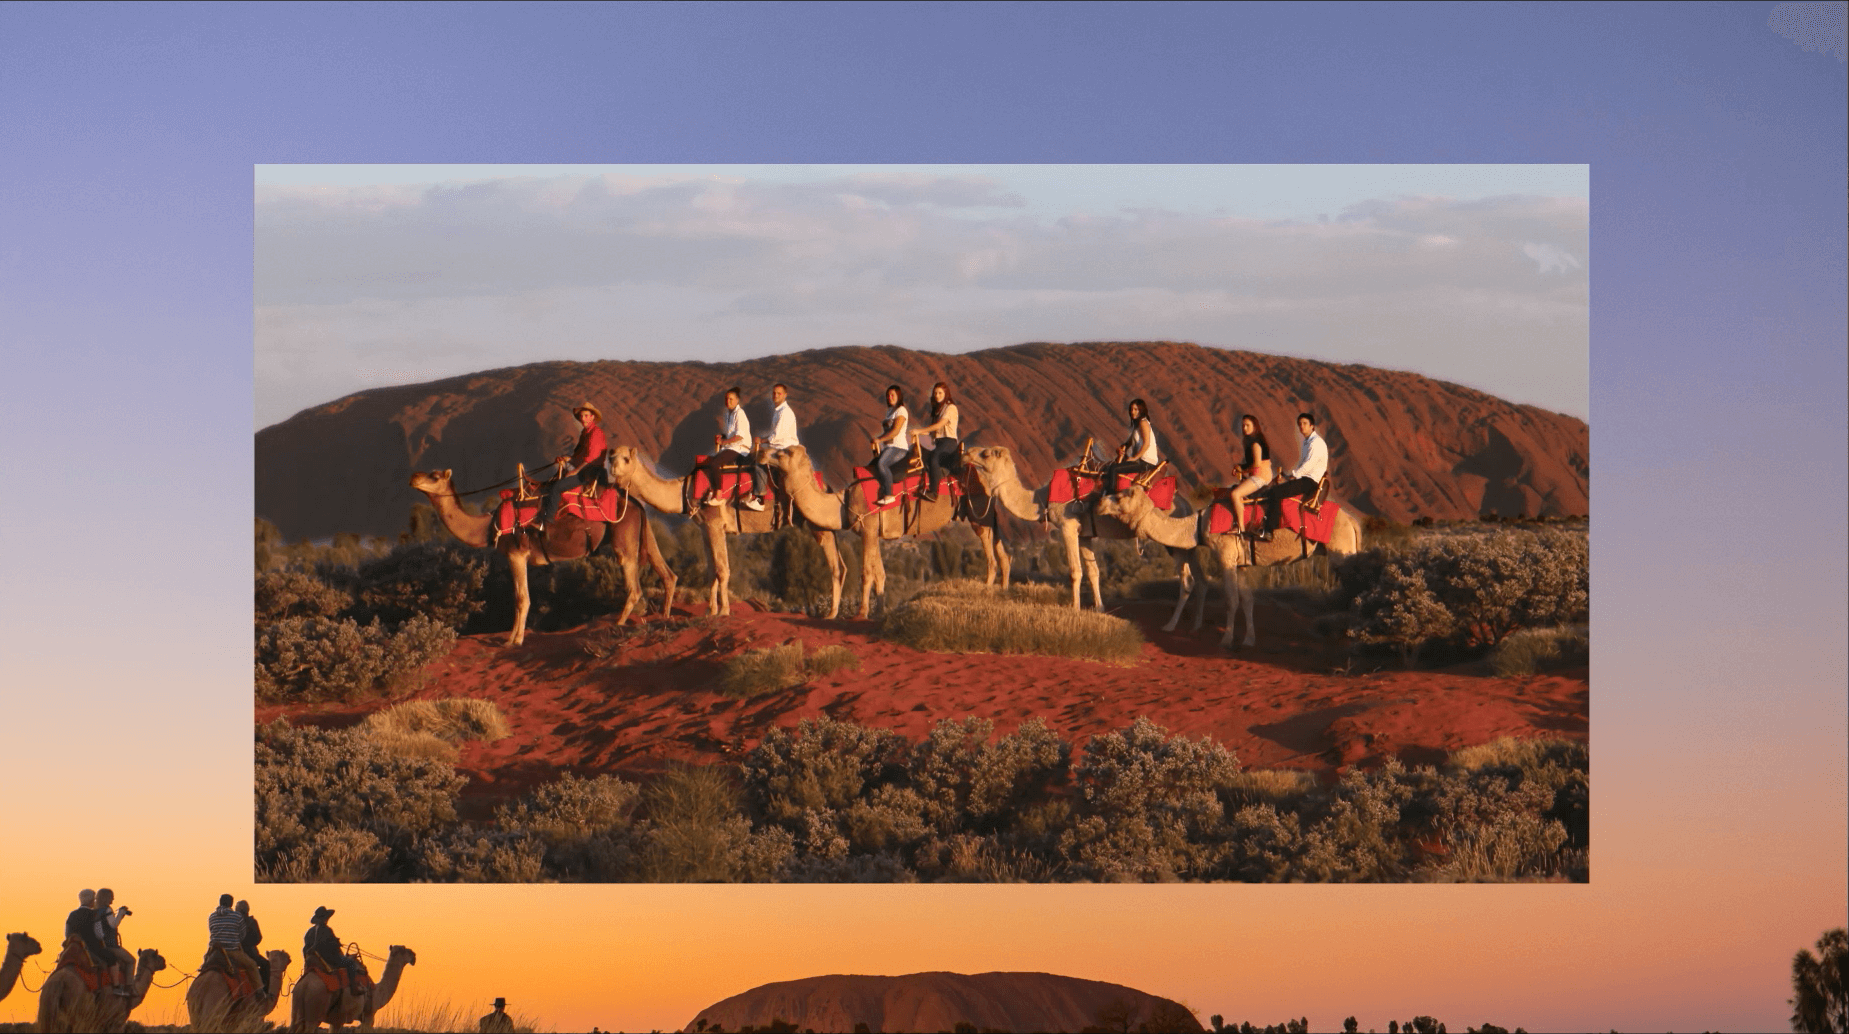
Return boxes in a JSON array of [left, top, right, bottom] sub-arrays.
[[408, 470, 677, 646], [1, 932, 41, 1002], [185, 949, 292, 1031], [763, 444, 1006, 619], [289, 945, 415, 1033], [606, 446, 846, 618], [961, 445, 1171, 612], [1096, 482, 1363, 649], [35, 945, 165, 1034]]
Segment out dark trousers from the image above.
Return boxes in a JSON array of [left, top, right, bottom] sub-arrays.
[[1101, 458, 1155, 493], [1257, 476, 1318, 531], [244, 946, 270, 987], [923, 438, 959, 494], [873, 447, 909, 498], [702, 451, 766, 499]]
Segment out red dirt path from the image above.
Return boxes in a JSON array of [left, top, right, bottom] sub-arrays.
[[257, 597, 1587, 813]]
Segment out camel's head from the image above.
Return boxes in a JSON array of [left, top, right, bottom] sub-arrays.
[[963, 446, 1014, 487], [764, 444, 810, 473], [1097, 484, 1152, 521], [408, 469, 454, 494], [268, 949, 293, 970], [607, 446, 642, 485], [389, 945, 418, 966], [138, 948, 167, 973], [7, 932, 41, 957]]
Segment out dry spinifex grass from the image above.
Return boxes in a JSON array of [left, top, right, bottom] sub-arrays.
[[880, 580, 1144, 665], [361, 697, 512, 762]]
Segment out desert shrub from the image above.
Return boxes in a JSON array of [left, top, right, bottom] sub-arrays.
[[637, 764, 795, 882], [254, 570, 352, 624], [722, 641, 863, 698], [340, 540, 487, 630], [1060, 717, 1243, 881], [908, 717, 1068, 835], [880, 580, 1144, 664], [1339, 529, 1588, 660], [255, 720, 467, 882], [742, 716, 912, 858], [495, 772, 644, 880], [722, 641, 808, 697], [255, 614, 456, 703], [1490, 624, 1589, 676], [769, 524, 837, 613], [360, 698, 510, 761], [416, 829, 547, 883]]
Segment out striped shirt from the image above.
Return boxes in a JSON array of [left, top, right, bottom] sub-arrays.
[[208, 906, 245, 947]]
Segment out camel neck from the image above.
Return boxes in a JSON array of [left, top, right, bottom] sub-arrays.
[[425, 487, 492, 548], [778, 464, 846, 529]]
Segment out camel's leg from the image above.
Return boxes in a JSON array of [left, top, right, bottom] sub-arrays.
[[1061, 521, 1084, 610], [815, 530, 845, 619], [1163, 555, 1191, 632], [1222, 563, 1255, 649], [1190, 552, 1209, 632], [992, 523, 1011, 590], [613, 540, 643, 627], [698, 521, 729, 617], [858, 527, 883, 619], [976, 521, 1011, 590], [506, 550, 530, 646], [637, 515, 677, 618], [1080, 539, 1103, 610]]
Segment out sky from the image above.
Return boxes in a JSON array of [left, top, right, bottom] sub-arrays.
[[2, 3, 1845, 1034], [253, 163, 1589, 429]]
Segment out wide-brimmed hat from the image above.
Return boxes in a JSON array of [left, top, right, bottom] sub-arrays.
[[571, 401, 604, 423], [493, 998, 507, 1009], [312, 906, 335, 923]]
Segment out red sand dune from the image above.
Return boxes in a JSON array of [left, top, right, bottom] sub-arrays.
[[685, 970, 1205, 1034], [259, 597, 1588, 813], [255, 342, 1589, 540]]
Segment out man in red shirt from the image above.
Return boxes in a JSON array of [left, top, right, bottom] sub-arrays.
[[548, 402, 610, 520]]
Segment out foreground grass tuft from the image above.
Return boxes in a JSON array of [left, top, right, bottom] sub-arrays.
[[1489, 624, 1589, 676], [721, 641, 862, 698], [361, 698, 512, 762], [879, 580, 1143, 664]]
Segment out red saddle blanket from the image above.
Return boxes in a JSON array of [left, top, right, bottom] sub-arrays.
[[199, 948, 258, 999], [1205, 495, 1341, 544], [306, 957, 374, 996], [1048, 469, 1177, 510], [558, 485, 625, 523], [851, 465, 961, 515], [54, 939, 113, 994], [493, 492, 543, 536], [689, 455, 765, 501]]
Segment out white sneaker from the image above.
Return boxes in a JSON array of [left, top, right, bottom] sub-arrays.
[[742, 497, 766, 511], [875, 495, 896, 506], [703, 496, 723, 507]]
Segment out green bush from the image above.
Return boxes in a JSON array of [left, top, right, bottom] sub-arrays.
[[1490, 624, 1589, 676], [254, 614, 455, 703], [343, 540, 487, 630], [1059, 717, 1243, 881], [255, 721, 467, 882]]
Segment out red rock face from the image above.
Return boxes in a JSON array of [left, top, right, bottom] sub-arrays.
[[256, 341, 1587, 540], [686, 971, 1204, 1034]]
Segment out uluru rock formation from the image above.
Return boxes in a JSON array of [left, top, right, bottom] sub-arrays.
[[685, 971, 1204, 1034], [256, 341, 1587, 540]]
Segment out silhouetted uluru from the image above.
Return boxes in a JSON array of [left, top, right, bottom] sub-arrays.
[[256, 341, 1587, 540], [685, 971, 1204, 1034]]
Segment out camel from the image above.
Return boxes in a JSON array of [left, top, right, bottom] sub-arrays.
[[606, 446, 847, 618], [185, 948, 292, 1031], [35, 945, 165, 1034], [289, 945, 415, 1033], [1, 932, 41, 1002], [408, 469, 677, 646], [961, 445, 1170, 612], [1096, 482, 1363, 649], [763, 444, 1008, 619]]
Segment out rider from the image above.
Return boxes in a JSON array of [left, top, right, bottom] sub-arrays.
[[207, 893, 263, 990], [92, 888, 134, 996], [479, 996, 516, 1033], [701, 387, 766, 511], [64, 890, 111, 985], [761, 383, 802, 452], [304, 906, 365, 997], [236, 899, 270, 989], [548, 401, 610, 519], [1101, 398, 1159, 495], [913, 381, 961, 503], [869, 385, 911, 507], [1228, 413, 1274, 533], [1250, 411, 1328, 541]]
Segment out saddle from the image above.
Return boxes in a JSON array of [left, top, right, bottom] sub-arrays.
[[305, 952, 373, 996], [686, 455, 771, 510], [1048, 467, 1179, 510], [199, 946, 257, 999], [1212, 491, 1341, 544], [54, 938, 116, 994]]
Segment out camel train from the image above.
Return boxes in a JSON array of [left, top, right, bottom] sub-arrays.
[[408, 411, 1355, 646]]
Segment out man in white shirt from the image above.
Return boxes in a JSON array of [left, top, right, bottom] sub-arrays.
[[761, 383, 801, 451], [1251, 412, 1329, 541], [700, 387, 766, 510]]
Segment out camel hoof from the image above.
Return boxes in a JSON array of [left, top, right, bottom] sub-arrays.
[[1161, 623, 1180, 634]]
